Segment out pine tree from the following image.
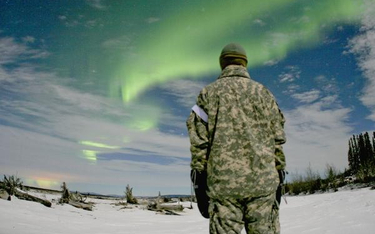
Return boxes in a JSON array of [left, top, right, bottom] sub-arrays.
[[363, 132, 373, 166], [353, 135, 360, 165], [350, 135, 360, 173], [348, 140, 354, 172], [348, 138, 358, 173], [358, 134, 366, 166]]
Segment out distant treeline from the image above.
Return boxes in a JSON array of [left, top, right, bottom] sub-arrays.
[[286, 131, 375, 195]]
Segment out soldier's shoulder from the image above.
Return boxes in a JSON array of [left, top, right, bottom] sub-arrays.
[[201, 80, 219, 93], [248, 78, 266, 88], [251, 79, 273, 95]]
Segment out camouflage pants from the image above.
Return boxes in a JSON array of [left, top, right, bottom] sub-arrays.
[[209, 193, 279, 234]]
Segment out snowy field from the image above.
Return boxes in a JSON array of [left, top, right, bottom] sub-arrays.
[[0, 187, 374, 234]]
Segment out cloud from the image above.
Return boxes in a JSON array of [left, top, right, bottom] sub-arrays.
[[283, 95, 352, 175], [50, 84, 114, 112], [62, 20, 80, 28], [253, 19, 266, 26], [0, 37, 27, 64], [0, 37, 49, 65], [284, 84, 300, 95], [1, 76, 189, 159], [161, 79, 207, 108], [85, 20, 101, 28], [263, 59, 280, 66], [146, 17, 160, 24], [314, 75, 339, 94], [348, 1, 375, 122], [58, 15, 101, 28], [284, 74, 338, 97], [102, 36, 133, 51], [86, 0, 107, 10], [58, 15, 67, 21], [97, 152, 189, 165], [58, 15, 80, 28], [22, 36, 36, 44], [0, 125, 88, 185], [292, 90, 321, 103], [279, 66, 301, 83]]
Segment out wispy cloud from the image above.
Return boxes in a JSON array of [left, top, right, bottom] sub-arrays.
[[253, 19, 266, 26], [85, 20, 102, 28], [21, 36, 36, 44], [284, 95, 352, 174], [284, 84, 301, 95], [348, 1, 375, 122], [1, 76, 189, 159], [146, 17, 160, 24], [292, 90, 321, 103], [263, 59, 280, 66], [279, 66, 301, 83], [0, 37, 49, 65], [102, 36, 133, 51], [314, 75, 339, 94], [58, 15, 67, 21], [86, 0, 107, 10], [161, 79, 207, 108]]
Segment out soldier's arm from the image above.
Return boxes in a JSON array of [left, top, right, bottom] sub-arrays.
[[270, 98, 286, 170], [186, 92, 209, 172], [270, 97, 287, 204], [275, 144, 286, 170]]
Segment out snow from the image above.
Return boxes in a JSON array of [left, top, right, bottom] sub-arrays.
[[281, 187, 375, 234], [0, 188, 374, 234]]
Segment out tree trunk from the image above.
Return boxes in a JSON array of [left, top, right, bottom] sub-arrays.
[[68, 200, 93, 211], [15, 189, 51, 207]]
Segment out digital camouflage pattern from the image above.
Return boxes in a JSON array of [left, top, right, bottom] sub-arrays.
[[209, 193, 279, 234], [187, 64, 286, 199]]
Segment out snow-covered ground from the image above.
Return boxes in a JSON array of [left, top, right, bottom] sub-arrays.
[[0, 187, 374, 234]]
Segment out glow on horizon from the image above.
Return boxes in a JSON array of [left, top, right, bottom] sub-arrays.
[[110, 0, 363, 103], [25, 178, 60, 189]]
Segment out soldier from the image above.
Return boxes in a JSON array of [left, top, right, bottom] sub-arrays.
[[187, 43, 286, 234]]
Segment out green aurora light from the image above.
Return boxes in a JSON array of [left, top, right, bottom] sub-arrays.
[[79, 141, 120, 149], [110, 0, 364, 103], [82, 150, 98, 162]]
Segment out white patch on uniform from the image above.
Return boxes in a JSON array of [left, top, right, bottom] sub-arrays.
[[192, 105, 208, 123]]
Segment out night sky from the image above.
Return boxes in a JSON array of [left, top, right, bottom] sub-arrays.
[[1, 0, 374, 195]]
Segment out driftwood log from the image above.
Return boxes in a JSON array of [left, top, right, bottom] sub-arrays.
[[158, 203, 184, 212], [147, 199, 184, 215], [68, 200, 93, 211], [59, 182, 93, 211], [15, 189, 52, 207]]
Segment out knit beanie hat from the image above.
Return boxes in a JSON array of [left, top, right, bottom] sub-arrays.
[[219, 43, 248, 69]]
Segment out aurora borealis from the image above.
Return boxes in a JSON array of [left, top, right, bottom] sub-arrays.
[[112, 0, 363, 103], [1, 0, 375, 195]]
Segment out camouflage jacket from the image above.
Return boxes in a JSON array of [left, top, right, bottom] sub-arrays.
[[186, 65, 286, 199]]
